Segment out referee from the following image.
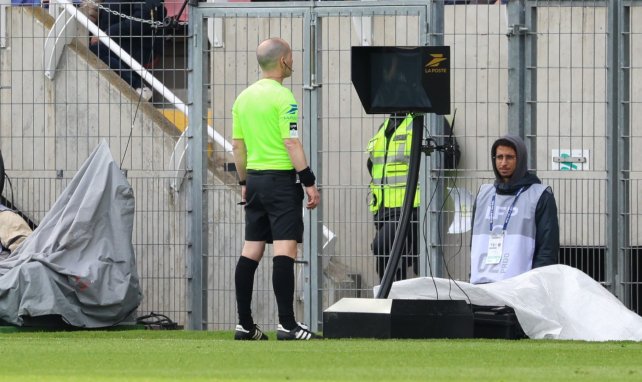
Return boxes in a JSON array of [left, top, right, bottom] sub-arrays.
[[232, 37, 321, 341]]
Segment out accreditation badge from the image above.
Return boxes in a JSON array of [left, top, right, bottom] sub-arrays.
[[485, 229, 505, 265]]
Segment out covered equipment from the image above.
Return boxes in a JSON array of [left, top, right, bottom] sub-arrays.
[[0, 142, 142, 327]]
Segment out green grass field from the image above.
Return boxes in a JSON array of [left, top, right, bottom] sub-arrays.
[[0, 330, 641, 381]]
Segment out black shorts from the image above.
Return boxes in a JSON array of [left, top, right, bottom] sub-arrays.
[[244, 170, 304, 243]]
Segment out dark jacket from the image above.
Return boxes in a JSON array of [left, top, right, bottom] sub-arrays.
[[472, 135, 559, 269], [97, 0, 165, 64]]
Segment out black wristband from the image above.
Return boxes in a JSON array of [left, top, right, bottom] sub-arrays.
[[238, 180, 246, 186], [297, 167, 316, 187]]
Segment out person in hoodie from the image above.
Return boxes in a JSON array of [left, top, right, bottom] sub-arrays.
[[469, 135, 559, 284]]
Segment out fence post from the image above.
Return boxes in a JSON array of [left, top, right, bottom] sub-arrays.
[[619, 3, 632, 311], [303, 7, 322, 332], [607, 0, 629, 300], [186, 4, 208, 330], [523, 3, 537, 171], [425, 0, 444, 279], [606, 0, 618, 297], [507, 0, 527, 141]]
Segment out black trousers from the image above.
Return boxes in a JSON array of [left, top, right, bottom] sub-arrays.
[[371, 207, 419, 282]]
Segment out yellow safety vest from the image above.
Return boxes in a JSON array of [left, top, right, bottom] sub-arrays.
[[367, 115, 420, 214]]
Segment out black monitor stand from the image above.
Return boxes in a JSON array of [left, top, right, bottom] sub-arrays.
[[322, 45, 473, 339], [375, 114, 423, 299]]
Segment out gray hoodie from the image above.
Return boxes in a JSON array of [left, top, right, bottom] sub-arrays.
[[491, 135, 528, 188]]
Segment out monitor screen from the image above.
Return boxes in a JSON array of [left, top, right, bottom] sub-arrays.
[[352, 46, 450, 115]]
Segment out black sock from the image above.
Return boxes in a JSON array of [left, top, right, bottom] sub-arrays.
[[235, 256, 259, 329], [272, 256, 297, 330]]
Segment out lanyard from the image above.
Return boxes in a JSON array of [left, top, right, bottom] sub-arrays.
[[489, 187, 525, 232]]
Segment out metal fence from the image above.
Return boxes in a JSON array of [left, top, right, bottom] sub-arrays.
[[1, 0, 640, 332]]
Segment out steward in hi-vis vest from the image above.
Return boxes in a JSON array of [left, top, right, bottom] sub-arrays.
[[470, 135, 559, 284], [367, 114, 420, 282], [367, 114, 420, 214]]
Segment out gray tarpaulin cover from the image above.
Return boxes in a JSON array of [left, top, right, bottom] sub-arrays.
[[381, 264, 642, 341], [0, 141, 142, 327]]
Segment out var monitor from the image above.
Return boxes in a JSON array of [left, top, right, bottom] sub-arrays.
[[352, 46, 450, 115]]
